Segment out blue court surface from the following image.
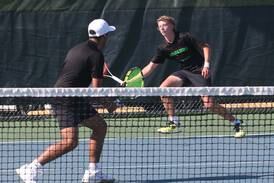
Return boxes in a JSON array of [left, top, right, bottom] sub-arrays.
[[1, 134, 274, 183]]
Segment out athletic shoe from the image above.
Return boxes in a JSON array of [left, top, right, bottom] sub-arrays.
[[82, 169, 115, 183], [157, 121, 181, 134], [234, 120, 246, 138], [16, 164, 41, 183]]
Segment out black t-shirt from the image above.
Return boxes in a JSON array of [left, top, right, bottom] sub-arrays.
[[151, 32, 205, 73], [55, 40, 104, 87]]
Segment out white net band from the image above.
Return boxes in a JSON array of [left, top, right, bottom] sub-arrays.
[[0, 87, 274, 97]]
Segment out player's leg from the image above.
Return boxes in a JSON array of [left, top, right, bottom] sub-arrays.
[[201, 96, 245, 138], [81, 114, 114, 183], [38, 127, 79, 164], [180, 70, 245, 138], [36, 102, 80, 164], [82, 114, 107, 163], [16, 99, 80, 182], [16, 127, 78, 183], [201, 96, 235, 121], [157, 75, 183, 133]]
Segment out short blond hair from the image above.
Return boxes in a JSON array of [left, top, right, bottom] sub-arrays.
[[156, 15, 176, 26]]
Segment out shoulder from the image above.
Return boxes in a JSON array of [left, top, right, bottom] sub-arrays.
[[179, 32, 195, 40], [67, 41, 102, 62], [71, 41, 87, 49], [155, 43, 168, 56], [67, 41, 88, 55], [158, 43, 166, 50], [179, 32, 204, 46]]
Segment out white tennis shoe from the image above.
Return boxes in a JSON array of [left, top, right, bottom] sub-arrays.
[[16, 164, 41, 183], [82, 169, 115, 183]]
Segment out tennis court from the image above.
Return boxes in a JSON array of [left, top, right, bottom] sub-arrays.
[[1, 112, 274, 182], [1, 87, 274, 182]]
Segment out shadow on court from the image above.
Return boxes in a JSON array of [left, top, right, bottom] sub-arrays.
[[141, 173, 274, 182]]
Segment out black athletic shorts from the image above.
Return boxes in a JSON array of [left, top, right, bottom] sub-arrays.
[[52, 97, 97, 129], [171, 69, 211, 87]]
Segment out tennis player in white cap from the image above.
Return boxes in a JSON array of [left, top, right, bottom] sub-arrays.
[[16, 19, 116, 183]]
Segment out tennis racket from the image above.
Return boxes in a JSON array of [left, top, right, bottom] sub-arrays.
[[103, 63, 123, 85], [124, 67, 144, 87], [104, 64, 144, 87]]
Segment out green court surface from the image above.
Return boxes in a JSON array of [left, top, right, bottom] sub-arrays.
[[1, 113, 274, 141]]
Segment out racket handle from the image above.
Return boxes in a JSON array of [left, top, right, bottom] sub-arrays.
[[112, 76, 123, 84]]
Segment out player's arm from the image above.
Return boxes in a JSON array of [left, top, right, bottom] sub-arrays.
[[142, 62, 159, 78], [91, 78, 103, 88], [91, 56, 117, 112], [91, 76, 118, 113], [91, 78, 117, 113], [123, 46, 163, 85], [123, 61, 159, 84], [201, 43, 211, 79], [185, 33, 211, 79]]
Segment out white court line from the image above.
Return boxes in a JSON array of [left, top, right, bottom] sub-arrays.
[[1, 132, 274, 144]]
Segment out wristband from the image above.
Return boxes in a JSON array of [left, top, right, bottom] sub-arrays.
[[204, 62, 210, 68]]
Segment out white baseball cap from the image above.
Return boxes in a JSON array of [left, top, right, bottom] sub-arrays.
[[88, 19, 116, 37]]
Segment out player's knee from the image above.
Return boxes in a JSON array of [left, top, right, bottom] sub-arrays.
[[202, 97, 215, 109], [203, 101, 214, 109], [90, 120, 107, 140], [83, 114, 107, 130], [62, 138, 78, 152], [93, 120, 107, 132]]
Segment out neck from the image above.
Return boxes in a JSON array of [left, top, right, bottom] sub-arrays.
[[89, 38, 102, 50], [164, 32, 175, 43]]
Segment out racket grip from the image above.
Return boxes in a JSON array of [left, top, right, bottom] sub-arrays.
[[112, 76, 123, 84]]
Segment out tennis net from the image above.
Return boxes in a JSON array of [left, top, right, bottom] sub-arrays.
[[0, 87, 274, 182]]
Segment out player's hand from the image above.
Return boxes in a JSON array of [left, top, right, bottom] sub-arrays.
[[121, 81, 127, 87], [201, 67, 210, 79]]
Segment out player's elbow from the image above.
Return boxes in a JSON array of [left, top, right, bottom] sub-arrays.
[[201, 43, 210, 48], [144, 62, 158, 76]]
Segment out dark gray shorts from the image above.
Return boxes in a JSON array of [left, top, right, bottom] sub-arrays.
[[52, 97, 97, 129], [171, 69, 211, 87]]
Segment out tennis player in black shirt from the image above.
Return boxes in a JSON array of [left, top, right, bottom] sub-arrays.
[[128, 15, 245, 138], [17, 19, 116, 183]]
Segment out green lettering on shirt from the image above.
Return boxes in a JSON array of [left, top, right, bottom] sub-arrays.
[[169, 47, 189, 57]]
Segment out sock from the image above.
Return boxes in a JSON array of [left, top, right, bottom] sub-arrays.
[[31, 159, 42, 169], [168, 116, 180, 125], [89, 162, 97, 172]]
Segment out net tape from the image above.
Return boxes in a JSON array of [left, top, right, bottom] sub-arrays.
[[0, 86, 274, 97]]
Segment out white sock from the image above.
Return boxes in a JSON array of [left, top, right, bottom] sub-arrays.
[[168, 116, 180, 125], [88, 163, 97, 172], [31, 159, 42, 169]]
